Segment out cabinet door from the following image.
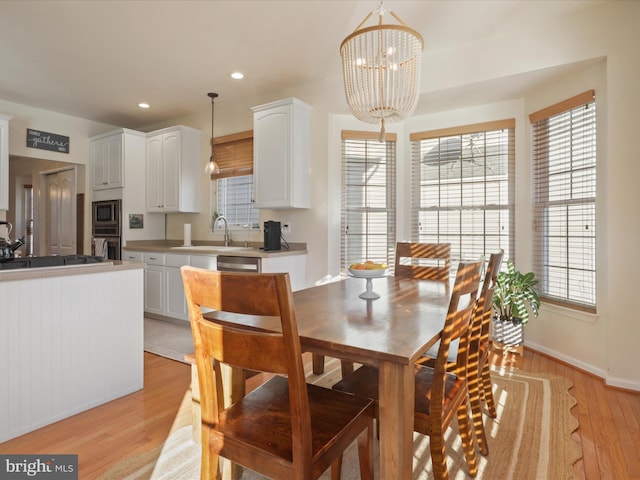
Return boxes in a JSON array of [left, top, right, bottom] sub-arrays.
[[146, 135, 163, 212], [91, 139, 107, 189], [253, 107, 290, 208], [161, 131, 181, 212], [165, 266, 188, 320], [91, 135, 123, 190], [105, 135, 123, 188], [144, 264, 164, 315]]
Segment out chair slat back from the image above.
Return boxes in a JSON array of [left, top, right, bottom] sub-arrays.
[[476, 250, 504, 344], [395, 242, 451, 281], [181, 266, 311, 457], [430, 260, 482, 409]]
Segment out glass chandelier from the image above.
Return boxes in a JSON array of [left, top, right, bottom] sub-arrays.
[[340, 1, 423, 141]]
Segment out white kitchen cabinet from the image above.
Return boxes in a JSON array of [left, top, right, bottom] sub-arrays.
[[252, 98, 311, 209], [0, 114, 12, 211], [91, 132, 124, 190], [143, 253, 165, 316], [146, 125, 201, 213], [122, 250, 143, 262], [165, 254, 190, 320], [262, 254, 307, 292], [138, 251, 191, 321]]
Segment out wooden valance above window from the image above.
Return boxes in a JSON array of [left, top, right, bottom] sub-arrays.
[[210, 130, 253, 179]]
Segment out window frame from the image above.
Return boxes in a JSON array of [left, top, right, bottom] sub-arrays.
[[409, 119, 515, 266], [340, 130, 397, 272], [530, 90, 597, 313]]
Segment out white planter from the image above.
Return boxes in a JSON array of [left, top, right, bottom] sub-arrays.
[[491, 317, 524, 346]]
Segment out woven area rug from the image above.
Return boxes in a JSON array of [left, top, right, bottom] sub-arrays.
[[144, 317, 193, 364], [100, 365, 582, 480]]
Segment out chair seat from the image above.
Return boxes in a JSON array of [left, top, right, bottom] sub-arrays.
[[333, 365, 462, 416], [422, 339, 459, 364], [213, 375, 374, 469]]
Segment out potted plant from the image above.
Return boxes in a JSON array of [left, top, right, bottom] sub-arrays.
[[491, 260, 541, 346]]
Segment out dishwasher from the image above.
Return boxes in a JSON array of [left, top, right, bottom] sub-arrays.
[[216, 255, 261, 273]]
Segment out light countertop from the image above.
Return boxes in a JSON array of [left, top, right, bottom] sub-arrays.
[[123, 240, 307, 258]]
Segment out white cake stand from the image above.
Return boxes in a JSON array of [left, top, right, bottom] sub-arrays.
[[349, 268, 388, 299]]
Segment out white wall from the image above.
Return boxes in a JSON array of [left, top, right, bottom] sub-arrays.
[[0, 98, 119, 252]]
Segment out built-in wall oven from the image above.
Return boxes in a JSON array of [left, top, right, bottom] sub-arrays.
[[91, 199, 122, 260]]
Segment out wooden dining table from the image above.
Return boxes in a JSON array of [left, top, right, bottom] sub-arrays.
[[203, 274, 452, 479]]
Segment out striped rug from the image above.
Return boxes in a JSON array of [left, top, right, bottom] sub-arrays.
[[100, 366, 582, 480]]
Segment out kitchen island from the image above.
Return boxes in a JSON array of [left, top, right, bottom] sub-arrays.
[[0, 260, 144, 442]]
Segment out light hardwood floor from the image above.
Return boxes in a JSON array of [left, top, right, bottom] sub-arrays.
[[1, 349, 639, 479]]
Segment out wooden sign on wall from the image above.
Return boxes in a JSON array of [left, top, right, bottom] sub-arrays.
[[26, 129, 70, 154]]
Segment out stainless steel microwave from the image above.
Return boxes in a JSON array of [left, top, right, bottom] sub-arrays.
[[92, 199, 121, 235]]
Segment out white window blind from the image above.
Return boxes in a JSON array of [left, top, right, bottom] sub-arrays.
[[341, 131, 396, 270], [217, 175, 260, 228], [530, 90, 596, 312], [410, 120, 515, 264]]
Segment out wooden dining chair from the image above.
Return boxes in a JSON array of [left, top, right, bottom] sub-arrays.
[[394, 242, 451, 281], [332, 260, 483, 480], [418, 250, 503, 456], [472, 250, 503, 451], [181, 266, 375, 480]]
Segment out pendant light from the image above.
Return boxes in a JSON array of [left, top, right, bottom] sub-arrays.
[[340, 1, 423, 141], [204, 92, 220, 175]]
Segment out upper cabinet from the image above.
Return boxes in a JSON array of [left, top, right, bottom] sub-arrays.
[[252, 98, 311, 209], [146, 125, 201, 213], [91, 131, 124, 190], [0, 114, 12, 211]]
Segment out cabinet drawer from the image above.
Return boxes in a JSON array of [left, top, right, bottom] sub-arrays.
[[122, 251, 143, 262], [143, 252, 165, 266], [190, 255, 217, 270], [166, 253, 190, 267]]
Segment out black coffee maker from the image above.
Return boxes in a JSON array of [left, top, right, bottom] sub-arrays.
[[263, 221, 281, 251]]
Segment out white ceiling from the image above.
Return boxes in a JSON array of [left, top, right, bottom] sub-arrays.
[[0, 0, 606, 130]]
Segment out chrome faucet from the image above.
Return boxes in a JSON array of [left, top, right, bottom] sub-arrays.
[[213, 215, 231, 246]]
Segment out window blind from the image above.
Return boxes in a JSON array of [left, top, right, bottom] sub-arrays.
[[409, 120, 515, 264], [530, 90, 596, 312], [210, 130, 253, 180], [341, 131, 397, 271]]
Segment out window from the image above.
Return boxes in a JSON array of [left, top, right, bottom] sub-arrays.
[[410, 120, 515, 264], [530, 90, 596, 312], [216, 175, 259, 228], [341, 131, 396, 270], [211, 131, 259, 229]]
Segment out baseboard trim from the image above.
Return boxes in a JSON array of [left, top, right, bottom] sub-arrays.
[[524, 340, 640, 392]]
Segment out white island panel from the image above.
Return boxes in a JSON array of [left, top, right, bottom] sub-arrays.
[[0, 265, 143, 442]]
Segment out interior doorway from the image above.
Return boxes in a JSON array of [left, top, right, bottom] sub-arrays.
[[43, 167, 76, 255]]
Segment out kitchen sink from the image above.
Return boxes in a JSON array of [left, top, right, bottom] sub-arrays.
[[170, 246, 253, 251]]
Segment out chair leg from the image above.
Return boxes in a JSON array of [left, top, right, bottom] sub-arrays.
[[312, 353, 325, 374], [468, 377, 489, 456], [331, 456, 342, 480], [340, 359, 354, 377], [457, 402, 478, 477], [200, 430, 219, 480], [357, 424, 374, 480], [481, 358, 497, 418], [429, 426, 449, 480]]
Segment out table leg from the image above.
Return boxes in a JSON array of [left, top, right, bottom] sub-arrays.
[[378, 362, 414, 479]]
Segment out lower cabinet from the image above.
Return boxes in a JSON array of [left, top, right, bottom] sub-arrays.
[[125, 249, 305, 320], [165, 264, 188, 320]]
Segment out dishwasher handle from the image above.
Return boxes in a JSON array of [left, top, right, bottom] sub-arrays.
[[216, 256, 261, 273]]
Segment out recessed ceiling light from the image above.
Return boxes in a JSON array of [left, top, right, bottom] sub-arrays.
[[138, 103, 150, 109], [230, 72, 244, 80]]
